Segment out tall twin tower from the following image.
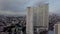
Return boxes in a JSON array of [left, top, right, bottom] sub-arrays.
[[26, 3, 49, 34]]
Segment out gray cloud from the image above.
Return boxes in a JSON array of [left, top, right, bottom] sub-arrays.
[[0, 0, 48, 15]]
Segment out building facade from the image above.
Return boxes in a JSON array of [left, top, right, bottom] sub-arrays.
[[26, 3, 49, 34], [54, 22, 60, 34]]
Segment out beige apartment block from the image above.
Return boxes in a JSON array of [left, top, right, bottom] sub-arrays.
[[26, 3, 49, 34], [33, 3, 49, 30], [54, 23, 60, 34], [26, 7, 34, 34]]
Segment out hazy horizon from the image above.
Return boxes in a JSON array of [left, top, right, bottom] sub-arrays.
[[0, 0, 59, 16]]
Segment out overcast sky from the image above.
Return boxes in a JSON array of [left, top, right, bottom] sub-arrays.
[[49, 0, 60, 13], [0, 0, 60, 15]]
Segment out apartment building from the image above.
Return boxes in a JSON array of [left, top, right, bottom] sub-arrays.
[[54, 22, 60, 34], [26, 3, 49, 34]]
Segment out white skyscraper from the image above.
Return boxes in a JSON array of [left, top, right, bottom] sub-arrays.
[[26, 7, 34, 34], [26, 3, 49, 34], [33, 3, 49, 30]]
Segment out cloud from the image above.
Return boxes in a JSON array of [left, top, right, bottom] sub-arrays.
[[49, 0, 60, 13], [0, 0, 48, 15]]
